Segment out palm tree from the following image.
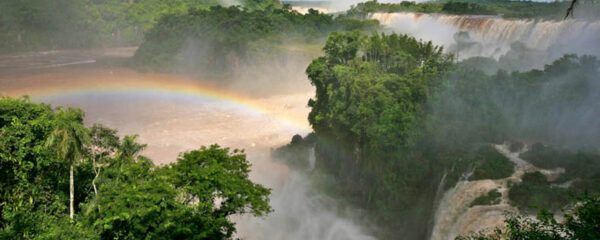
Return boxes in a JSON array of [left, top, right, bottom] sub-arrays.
[[45, 108, 90, 220], [118, 134, 147, 161]]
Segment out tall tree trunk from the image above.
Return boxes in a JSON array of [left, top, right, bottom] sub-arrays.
[[70, 164, 74, 220], [92, 156, 98, 196], [92, 174, 98, 196]]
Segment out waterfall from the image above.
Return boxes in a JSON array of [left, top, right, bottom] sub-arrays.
[[370, 12, 600, 64], [428, 143, 569, 239], [433, 171, 448, 210], [308, 147, 316, 170]]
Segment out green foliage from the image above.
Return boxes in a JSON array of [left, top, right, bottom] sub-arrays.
[[471, 145, 514, 180], [0, 97, 73, 238], [509, 141, 524, 153], [85, 145, 271, 239], [509, 172, 570, 212], [0, 0, 247, 53], [513, 147, 600, 212], [345, 0, 599, 20], [306, 31, 452, 238], [470, 189, 501, 207], [458, 192, 600, 240], [167, 145, 272, 218], [0, 97, 271, 239], [45, 108, 90, 167], [346, 0, 443, 18], [34, 217, 98, 240], [433, 54, 600, 148], [441, 2, 495, 15], [241, 0, 282, 11], [117, 134, 147, 160], [303, 28, 600, 237], [133, 5, 378, 78], [564, 192, 600, 240], [522, 144, 600, 189], [273, 133, 317, 169]]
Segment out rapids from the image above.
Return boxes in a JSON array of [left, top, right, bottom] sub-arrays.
[[430, 143, 567, 240], [0, 49, 374, 240]]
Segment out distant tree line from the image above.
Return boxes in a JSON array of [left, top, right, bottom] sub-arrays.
[[0, 0, 283, 53], [345, 0, 600, 20], [133, 5, 379, 78]]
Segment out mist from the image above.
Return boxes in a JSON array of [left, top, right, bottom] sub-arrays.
[[367, 7, 600, 147], [173, 37, 318, 96], [2, 1, 600, 239], [372, 12, 600, 70], [236, 165, 376, 240], [165, 11, 378, 238]]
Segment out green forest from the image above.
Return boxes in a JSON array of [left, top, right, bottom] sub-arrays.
[[0, 98, 271, 239], [1, 0, 600, 239], [133, 5, 378, 77], [279, 30, 600, 238], [346, 0, 600, 20], [0, 0, 284, 53]]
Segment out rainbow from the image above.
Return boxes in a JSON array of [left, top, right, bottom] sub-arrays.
[[2, 71, 312, 132]]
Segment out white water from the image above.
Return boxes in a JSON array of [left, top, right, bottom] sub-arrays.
[[236, 170, 375, 240], [430, 143, 566, 240], [308, 147, 316, 170], [1, 49, 375, 240], [371, 12, 600, 63]]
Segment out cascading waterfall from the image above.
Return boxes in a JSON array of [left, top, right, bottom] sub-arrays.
[[429, 143, 567, 240], [308, 147, 316, 170], [432, 171, 448, 211], [371, 12, 600, 63]]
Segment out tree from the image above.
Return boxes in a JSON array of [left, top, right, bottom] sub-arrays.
[[168, 145, 272, 218], [457, 193, 600, 240], [45, 107, 90, 220], [2, 97, 273, 239], [117, 134, 146, 160], [89, 124, 119, 196], [85, 144, 272, 239], [305, 31, 452, 238]]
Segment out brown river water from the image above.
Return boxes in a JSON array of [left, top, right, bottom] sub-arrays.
[[0, 48, 375, 240]]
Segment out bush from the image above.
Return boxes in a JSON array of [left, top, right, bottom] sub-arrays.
[[459, 192, 600, 240], [509, 141, 524, 152], [509, 172, 570, 211], [470, 189, 502, 207], [471, 145, 514, 180]]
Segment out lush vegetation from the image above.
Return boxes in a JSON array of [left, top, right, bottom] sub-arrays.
[[297, 27, 600, 238], [0, 97, 271, 239], [522, 143, 600, 191], [509, 171, 571, 212], [345, 0, 600, 20], [133, 5, 378, 78], [459, 192, 600, 240], [304, 30, 454, 238], [0, 0, 227, 53], [272, 133, 317, 170], [508, 144, 600, 212], [470, 146, 514, 180], [470, 189, 501, 207], [0, 0, 292, 53]]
